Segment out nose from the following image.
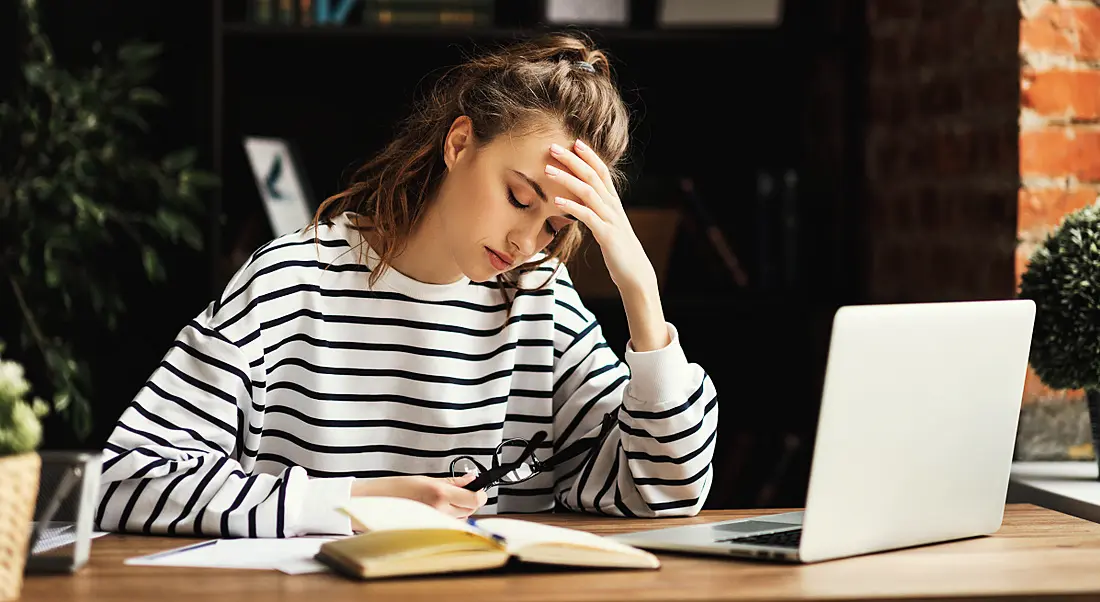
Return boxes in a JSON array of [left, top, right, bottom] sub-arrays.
[[509, 221, 542, 258]]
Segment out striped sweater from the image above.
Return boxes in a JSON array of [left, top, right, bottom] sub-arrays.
[[95, 212, 719, 538]]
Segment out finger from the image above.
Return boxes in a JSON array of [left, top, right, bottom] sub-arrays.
[[446, 471, 478, 487], [554, 197, 605, 238], [572, 139, 619, 204], [448, 500, 486, 519], [545, 164, 611, 222], [442, 474, 489, 507], [446, 486, 488, 513], [549, 143, 612, 202], [442, 504, 473, 519]]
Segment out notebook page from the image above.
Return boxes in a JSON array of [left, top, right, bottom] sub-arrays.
[[473, 518, 651, 557], [339, 497, 483, 535]]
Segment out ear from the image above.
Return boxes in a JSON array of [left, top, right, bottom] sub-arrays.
[[443, 116, 475, 170]]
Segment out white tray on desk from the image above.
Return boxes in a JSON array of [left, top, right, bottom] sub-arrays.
[[1009, 461, 1100, 524]]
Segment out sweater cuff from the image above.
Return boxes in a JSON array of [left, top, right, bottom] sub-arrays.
[[297, 476, 354, 536], [623, 322, 692, 407]]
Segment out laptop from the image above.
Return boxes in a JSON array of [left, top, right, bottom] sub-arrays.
[[612, 299, 1036, 564]]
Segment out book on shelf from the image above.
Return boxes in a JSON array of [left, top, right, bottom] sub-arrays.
[[245, 0, 494, 27], [314, 496, 661, 580]]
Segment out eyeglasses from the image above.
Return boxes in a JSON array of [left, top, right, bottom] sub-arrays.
[[451, 412, 616, 492]]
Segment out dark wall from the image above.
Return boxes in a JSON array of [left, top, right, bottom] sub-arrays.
[[1, 0, 217, 449], [863, 1, 1020, 303], [3, 0, 869, 510]]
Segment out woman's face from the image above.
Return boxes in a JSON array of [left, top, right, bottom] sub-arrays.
[[433, 117, 578, 282]]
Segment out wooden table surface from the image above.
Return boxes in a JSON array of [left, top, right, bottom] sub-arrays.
[[19, 504, 1100, 602]]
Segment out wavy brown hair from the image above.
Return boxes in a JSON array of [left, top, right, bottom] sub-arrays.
[[312, 32, 631, 293]]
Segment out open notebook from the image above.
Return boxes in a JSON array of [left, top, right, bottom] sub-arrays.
[[315, 497, 660, 579]]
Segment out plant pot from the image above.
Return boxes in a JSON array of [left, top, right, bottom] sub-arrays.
[[1088, 390, 1100, 480], [0, 453, 40, 602]]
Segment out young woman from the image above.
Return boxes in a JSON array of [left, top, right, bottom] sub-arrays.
[[95, 33, 718, 538]]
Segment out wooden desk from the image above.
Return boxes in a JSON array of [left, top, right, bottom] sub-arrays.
[[19, 504, 1100, 602], [1009, 460, 1100, 524]]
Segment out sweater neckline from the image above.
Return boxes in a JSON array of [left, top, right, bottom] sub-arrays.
[[334, 212, 473, 300]]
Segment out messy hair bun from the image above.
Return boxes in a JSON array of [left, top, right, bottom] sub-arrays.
[[315, 32, 631, 289]]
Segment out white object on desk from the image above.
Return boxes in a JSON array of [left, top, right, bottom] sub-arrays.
[[125, 537, 336, 574], [31, 523, 109, 555], [1009, 460, 1100, 523]]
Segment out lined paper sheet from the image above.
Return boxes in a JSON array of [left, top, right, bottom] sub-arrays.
[[125, 537, 337, 574]]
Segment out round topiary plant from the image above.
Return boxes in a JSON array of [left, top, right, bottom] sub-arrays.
[[1018, 201, 1100, 474]]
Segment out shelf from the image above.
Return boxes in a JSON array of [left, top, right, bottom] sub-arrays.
[[219, 22, 781, 43]]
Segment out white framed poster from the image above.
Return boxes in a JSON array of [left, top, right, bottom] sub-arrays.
[[545, 0, 628, 25], [658, 0, 783, 27], [242, 136, 315, 237]]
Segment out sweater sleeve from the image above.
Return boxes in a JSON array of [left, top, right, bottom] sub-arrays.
[[549, 271, 719, 517], [95, 279, 354, 538]]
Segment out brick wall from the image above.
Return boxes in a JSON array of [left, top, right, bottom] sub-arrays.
[[865, 1, 1019, 303], [863, 2, 1094, 460], [1017, 0, 1100, 460]]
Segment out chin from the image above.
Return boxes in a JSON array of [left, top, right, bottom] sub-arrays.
[[459, 258, 496, 283]]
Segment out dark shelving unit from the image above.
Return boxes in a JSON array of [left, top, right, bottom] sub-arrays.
[[202, 0, 869, 510]]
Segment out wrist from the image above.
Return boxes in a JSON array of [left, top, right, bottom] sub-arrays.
[[621, 285, 669, 352], [352, 477, 384, 497]]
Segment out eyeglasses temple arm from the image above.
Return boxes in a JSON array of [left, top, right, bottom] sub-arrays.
[[535, 412, 616, 472], [462, 431, 549, 492]]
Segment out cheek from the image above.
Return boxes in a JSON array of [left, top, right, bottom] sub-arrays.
[[439, 177, 502, 241]]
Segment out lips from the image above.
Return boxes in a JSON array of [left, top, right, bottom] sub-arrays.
[[488, 248, 514, 265], [486, 247, 514, 270]]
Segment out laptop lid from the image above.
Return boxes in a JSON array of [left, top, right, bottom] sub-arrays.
[[798, 299, 1035, 563]]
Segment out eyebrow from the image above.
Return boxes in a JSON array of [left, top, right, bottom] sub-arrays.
[[511, 169, 547, 203], [510, 169, 577, 222]]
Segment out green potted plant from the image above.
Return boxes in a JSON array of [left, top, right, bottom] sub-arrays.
[[1019, 202, 1100, 478], [0, 0, 217, 440], [0, 342, 48, 602]]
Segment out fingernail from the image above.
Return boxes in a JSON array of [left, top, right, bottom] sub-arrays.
[[554, 197, 567, 206], [575, 139, 589, 152], [550, 143, 565, 155], [545, 164, 560, 176]]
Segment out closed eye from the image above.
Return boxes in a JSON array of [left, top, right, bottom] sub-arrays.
[[508, 189, 559, 236], [507, 189, 527, 209]]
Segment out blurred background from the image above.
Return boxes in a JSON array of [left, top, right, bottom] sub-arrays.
[[1, 0, 1081, 510]]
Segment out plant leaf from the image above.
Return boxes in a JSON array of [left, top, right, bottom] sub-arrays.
[[184, 169, 220, 189], [110, 106, 149, 132], [142, 246, 164, 281], [117, 43, 162, 64], [161, 148, 197, 172], [129, 87, 165, 106]]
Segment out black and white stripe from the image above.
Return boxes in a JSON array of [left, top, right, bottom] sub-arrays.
[[95, 213, 719, 538]]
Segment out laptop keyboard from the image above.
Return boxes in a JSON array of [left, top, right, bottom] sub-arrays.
[[717, 528, 802, 548]]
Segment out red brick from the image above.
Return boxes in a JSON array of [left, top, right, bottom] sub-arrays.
[[1019, 127, 1100, 180], [1016, 242, 1031, 293], [1018, 186, 1099, 233], [1023, 69, 1100, 119], [1022, 364, 1085, 405], [1021, 3, 1100, 60]]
